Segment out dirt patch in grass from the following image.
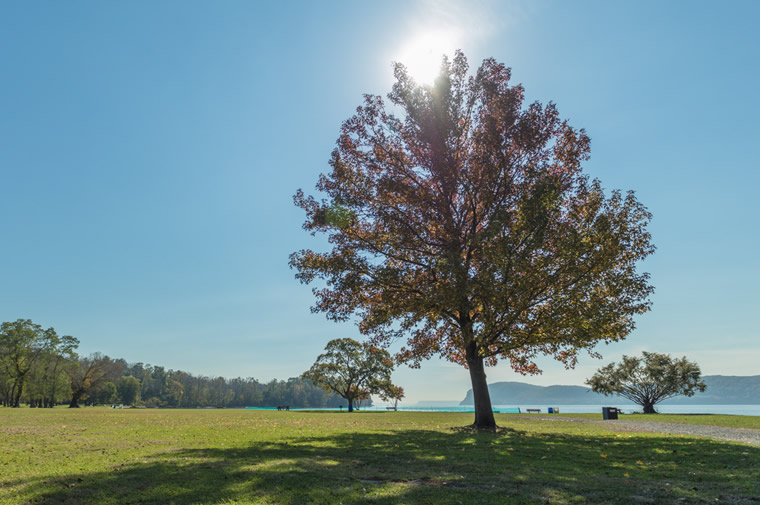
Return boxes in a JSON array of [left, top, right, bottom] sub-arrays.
[[0, 426, 50, 435]]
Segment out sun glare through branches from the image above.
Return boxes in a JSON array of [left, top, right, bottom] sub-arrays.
[[397, 30, 460, 85]]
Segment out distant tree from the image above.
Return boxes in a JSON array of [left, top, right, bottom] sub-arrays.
[[117, 376, 141, 406], [352, 387, 371, 410], [164, 379, 184, 407], [88, 380, 118, 406], [380, 384, 405, 410], [291, 51, 655, 429], [145, 365, 168, 404], [206, 376, 233, 408], [0, 319, 58, 407], [302, 338, 397, 412], [586, 352, 706, 413], [68, 354, 124, 408], [27, 333, 79, 408], [0, 365, 12, 407]]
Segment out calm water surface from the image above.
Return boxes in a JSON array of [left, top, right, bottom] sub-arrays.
[[364, 404, 760, 416]]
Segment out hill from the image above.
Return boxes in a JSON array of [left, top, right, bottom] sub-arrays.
[[459, 375, 760, 405]]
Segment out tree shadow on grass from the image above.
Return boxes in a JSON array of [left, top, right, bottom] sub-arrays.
[[11, 427, 760, 505]]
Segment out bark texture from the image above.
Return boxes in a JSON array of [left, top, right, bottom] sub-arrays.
[[466, 343, 496, 429]]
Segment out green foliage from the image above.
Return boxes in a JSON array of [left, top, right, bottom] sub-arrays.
[[116, 376, 141, 405], [122, 363, 342, 409], [0, 319, 341, 409], [1, 409, 758, 505], [0, 319, 78, 408], [587, 352, 707, 413], [302, 338, 398, 412], [28, 334, 79, 407], [292, 51, 655, 428], [322, 204, 354, 229], [380, 384, 405, 408], [90, 381, 118, 405], [67, 354, 124, 408]]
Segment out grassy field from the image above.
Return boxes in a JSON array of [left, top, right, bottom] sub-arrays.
[[1, 408, 759, 505], [559, 412, 760, 430]]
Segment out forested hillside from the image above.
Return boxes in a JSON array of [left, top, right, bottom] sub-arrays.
[[0, 319, 345, 408]]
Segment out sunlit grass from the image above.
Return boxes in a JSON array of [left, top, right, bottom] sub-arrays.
[[1, 408, 758, 504], [557, 412, 760, 430]]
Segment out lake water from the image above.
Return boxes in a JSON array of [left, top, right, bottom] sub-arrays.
[[363, 404, 760, 416]]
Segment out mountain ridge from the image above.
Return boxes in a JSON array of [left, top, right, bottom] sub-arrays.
[[459, 375, 760, 405]]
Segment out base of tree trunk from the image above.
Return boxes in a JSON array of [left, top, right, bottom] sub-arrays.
[[465, 342, 497, 429], [468, 422, 500, 432], [452, 423, 516, 435]]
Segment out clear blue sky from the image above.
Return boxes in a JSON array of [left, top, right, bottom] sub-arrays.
[[2, 1, 758, 403]]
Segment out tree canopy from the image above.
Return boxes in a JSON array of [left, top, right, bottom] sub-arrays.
[[586, 351, 706, 413], [68, 353, 125, 408], [302, 338, 397, 412], [0, 319, 77, 408], [291, 51, 655, 428]]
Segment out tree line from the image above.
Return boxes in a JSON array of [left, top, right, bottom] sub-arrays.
[[0, 319, 344, 409]]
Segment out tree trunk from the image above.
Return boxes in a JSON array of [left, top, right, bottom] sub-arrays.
[[643, 402, 657, 414], [69, 391, 83, 408], [466, 342, 496, 429], [12, 378, 25, 408], [347, 396, 354, 412]]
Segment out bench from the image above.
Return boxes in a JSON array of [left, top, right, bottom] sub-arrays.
[[276, 405, 290, 411], [526, 408, 541, 414], [386, 406, 397, 411]]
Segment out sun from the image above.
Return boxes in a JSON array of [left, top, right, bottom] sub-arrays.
[[397, 30, 460, 85]]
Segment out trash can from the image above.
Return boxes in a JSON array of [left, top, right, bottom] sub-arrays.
[[602, 407, 618, 420]]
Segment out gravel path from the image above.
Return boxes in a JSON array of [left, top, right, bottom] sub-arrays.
[[535, 416, 760, 446]]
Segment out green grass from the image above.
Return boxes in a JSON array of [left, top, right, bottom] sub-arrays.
[[1, 408, 758, 504], [558, 412, 760, 430]]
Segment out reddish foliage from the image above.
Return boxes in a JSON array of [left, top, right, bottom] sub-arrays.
[[292, 52, 654, 426]]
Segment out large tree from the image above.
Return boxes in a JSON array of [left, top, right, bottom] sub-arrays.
[[586, 352, 706, 413], [291, 51, 655, 429], [302, 338, 397, 412], [68, 353, 124, 408]]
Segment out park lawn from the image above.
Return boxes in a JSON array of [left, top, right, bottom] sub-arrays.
[[556, 412, 760, 430], [1, 408, 758, 505]]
